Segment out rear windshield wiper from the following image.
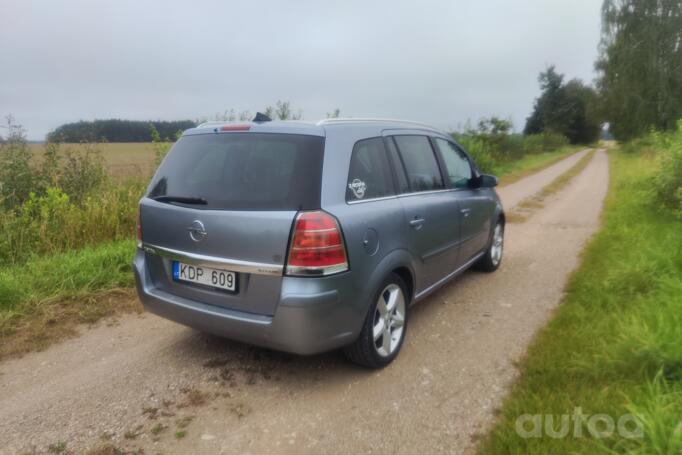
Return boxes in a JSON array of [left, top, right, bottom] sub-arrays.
[[151, 195, 208, 205]]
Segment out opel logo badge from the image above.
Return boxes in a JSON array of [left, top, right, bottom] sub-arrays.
[[188, 220, 207, 242]]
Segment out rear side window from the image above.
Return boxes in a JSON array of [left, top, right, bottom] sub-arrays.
[[434, 138, 473, 188], [393, 135, 444, 192], [147, 133, 324, 210], [346, 137, 393, 201]]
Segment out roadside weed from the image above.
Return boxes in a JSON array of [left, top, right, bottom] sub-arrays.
[[479, 147, 682, 453]]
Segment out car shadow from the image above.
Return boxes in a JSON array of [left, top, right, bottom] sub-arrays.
[[158, 267, 486, 389], [161, 323, 362, 392]]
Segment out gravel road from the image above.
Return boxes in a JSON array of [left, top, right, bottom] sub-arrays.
[[0, 149, 608, 455]]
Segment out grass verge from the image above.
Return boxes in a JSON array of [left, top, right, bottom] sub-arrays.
[[507, 149, 596, 222], [478, 149, 682, 453], [0, 240, 140, 359], [496, 146, 582, 186]]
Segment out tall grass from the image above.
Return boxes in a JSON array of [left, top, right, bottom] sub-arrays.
[[479, 146, 682, 453], [0, 181, 143, 266], [0, 240, 136, 314], [454, 131, 570, 174], [0, 240, 138, 359]]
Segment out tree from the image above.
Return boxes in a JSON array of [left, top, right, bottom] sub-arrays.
[[263, 105, 275, 119], [524, 66, 601, 144], [559, 80, 601, 144], [275, 100, 291, 120], [273, 100, 302, 120], [476, 116, 513, 136], [596, 0, 682, 140], [525, 66, 565, 136]]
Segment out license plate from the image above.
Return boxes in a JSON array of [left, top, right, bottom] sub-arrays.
[[172, 261, 237, 292]]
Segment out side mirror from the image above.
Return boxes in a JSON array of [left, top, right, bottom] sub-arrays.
[[476, 174, 498, 188]]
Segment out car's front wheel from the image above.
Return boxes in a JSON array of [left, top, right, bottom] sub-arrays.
[[344, 273, 408, 368]]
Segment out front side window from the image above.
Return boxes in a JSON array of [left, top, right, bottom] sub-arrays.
[[393, 135, 444, 192], [346, 137, 393, 201], [434, 138, 473, 188]]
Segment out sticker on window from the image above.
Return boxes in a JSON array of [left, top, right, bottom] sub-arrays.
[[348, 178, 367, 199]]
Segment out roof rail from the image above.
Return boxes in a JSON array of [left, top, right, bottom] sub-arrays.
[[316, 117, 437, 129]]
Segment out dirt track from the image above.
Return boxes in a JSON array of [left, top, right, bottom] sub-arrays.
[[0, 149, 608, 455]]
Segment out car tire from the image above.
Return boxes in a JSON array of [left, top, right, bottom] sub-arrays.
[[344, 273, 409, 368], [475, 218, 504, 272]]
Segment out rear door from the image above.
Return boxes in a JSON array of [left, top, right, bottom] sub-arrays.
[[433, 137, 493, 265], [139, 132, 324, 316], [388, 134, 461, 290]]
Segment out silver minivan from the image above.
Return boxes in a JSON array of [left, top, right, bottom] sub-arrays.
[[134, 117, 505, 367]]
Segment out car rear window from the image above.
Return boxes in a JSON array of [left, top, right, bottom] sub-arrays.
[[147, 133, 324, 210]]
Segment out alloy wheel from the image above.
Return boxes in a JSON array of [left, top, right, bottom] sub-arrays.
[[372, 284, 406, 357]]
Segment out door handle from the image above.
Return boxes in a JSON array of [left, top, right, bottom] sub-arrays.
[[460, 208, 471, 218], [409, 217, 425, 229]]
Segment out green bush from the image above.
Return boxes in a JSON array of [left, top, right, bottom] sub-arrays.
[[58, 145, 108, 203], [453, 128, 570, 175], [650, 122, 682, 218], [0, 181, 143, 266], [653, 145, 682, 217], [621, 135, 657, 154], [622, 121, 682, 217], [0, 119, 34, 209], [453, 135, 497, 174], [0, 121, 144, 265], [521, 131, 569, 154]]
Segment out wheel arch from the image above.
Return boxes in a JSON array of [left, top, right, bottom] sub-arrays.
[[365, 249, 417, 307], [392, 266, 414, 303]]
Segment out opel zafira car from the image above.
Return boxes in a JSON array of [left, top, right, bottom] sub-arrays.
[[134, 117, 505, 368]]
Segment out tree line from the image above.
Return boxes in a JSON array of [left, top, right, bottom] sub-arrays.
[[44, 101, 340, 143], [522, 0, 680, 143], [524, 67, 601, 144], [596, 0, 682, 140], [46, 119, 196, 143]]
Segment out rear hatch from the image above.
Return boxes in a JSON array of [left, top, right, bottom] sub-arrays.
[[139, 130, 325, 316]]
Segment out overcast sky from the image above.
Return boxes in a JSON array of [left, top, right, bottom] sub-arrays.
[[1, 0, 602, 140]]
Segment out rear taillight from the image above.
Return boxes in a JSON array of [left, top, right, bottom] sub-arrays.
[[286, 211, 348, 276], [136, 205, 142, 248]]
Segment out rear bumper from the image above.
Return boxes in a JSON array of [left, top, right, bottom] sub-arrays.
[[133, 249, 360, 355]]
